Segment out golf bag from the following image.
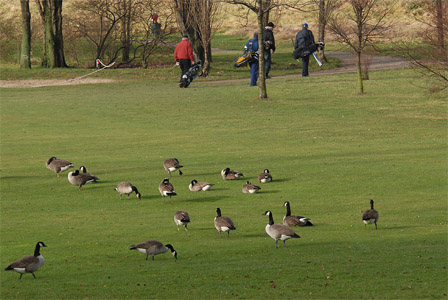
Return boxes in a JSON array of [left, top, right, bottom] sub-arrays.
[[292, 41, 324, 59], [180, 61, 201, 88], [233, 45, 257, 68]]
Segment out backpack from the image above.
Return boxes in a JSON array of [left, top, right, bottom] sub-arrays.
[[233, 39, 258, 68], [180, 61, 201, 88]]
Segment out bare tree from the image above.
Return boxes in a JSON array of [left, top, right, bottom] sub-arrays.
[[186, 0, 222, 76], [69, 0, 125, 65], [312, 0, 339, 62], [402, 0, 447, 93], [20, 0, 32, 68], [35, 0, 67, 67], [328, 0, 391, 93]]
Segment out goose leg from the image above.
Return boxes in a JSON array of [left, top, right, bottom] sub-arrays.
[[275, 240, 278, 248], [177, 226, 180, 232], [19, 274, 23, 280], [179, 170, 183, 175], [185, 224, 188, 232], [375, 222, 377, 230], [219, 231, 222, 238], [227, 231, 230, 238], [145, 254, 148, 261], [152, 255, 155, 261], [32, 273, 36, 279], [283, 240, 286, 247], [120, 194, 122, 200]]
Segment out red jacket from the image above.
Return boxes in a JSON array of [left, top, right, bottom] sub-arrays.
[[174, 39, 194, 62]]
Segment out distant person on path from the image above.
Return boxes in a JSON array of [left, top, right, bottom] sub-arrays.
[[263, 22, 276, 79], [246, 32, 259, 86], [174, 35, 195, 86], [294, 23, 315, 77]]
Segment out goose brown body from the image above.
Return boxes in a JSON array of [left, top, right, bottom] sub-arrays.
[[163, 158, 183, 176], [221, 168, 244, 180], [174, 211, 190, 231], [130, 240, 177, 260], [362, 199, 379, 229], [264, 210, 300, 248], [46, 157, 73, 177], [159, 178, 177, 199], [115, 182, 141, 199], [189, 180, 214, 192], [258, 169, 273, 183], [5, 242, 47, 279], [214, 208, 236, 238], [242, 181, 261, 194]]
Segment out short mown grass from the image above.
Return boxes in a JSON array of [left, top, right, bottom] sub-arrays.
[[0, 65, 447, 299]]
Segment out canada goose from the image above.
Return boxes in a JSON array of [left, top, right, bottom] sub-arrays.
[[214, 208, 236, 238], [130, 240, 177, 261], [258, 169, 273, 183], [174, 211, 190, 231], [78, 166, 99, 182], [283, 201, 313, 227], [46, 157, 73, 177], [159, 178, 177, 199], [189, 180, 214, 192], [221, 168, 244, 180], [67, 170, 97, 190], [362, 199, 379, 229], [163, 158, 183, 176], [242, 181, 261, 194], [5, 241, 47, 279], [264, 210, 300, 248], [115, 182, 141, 200]]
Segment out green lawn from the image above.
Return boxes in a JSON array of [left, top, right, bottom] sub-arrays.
[[0, 66, 447, 299]]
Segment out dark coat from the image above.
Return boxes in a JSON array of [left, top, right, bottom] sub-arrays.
[[263, 28, 276, 52], [294, 28, 315, 54]]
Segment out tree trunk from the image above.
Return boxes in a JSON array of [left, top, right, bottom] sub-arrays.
[[357, 51, 364, 93], [41, 0, 55, 67], [121, 0, 131, 62], [435, 0, 446, 59], [20, 0, 32, 69], [317, 0, 326, 62], [53, 0, 67, 67], [202, 47, 210, 76], [258, 0, 267, 99]]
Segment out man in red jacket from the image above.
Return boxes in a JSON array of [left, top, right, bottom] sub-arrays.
[[174, 35, 195, 85]]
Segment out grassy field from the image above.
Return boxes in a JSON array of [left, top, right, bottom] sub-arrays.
[[1, 63, 447, 299]]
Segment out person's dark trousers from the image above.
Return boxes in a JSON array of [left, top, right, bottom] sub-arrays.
[[249, 61, 259, 86], [264, 51, 272, 77], [179, 59, 192, 81], [302, 55, 310, 76]]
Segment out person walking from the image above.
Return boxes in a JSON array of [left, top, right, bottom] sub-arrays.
[[246, 32, 259, 86], [294, 23, 315, 77], [174, 34, 195, 86], [263, 22, 276, 79]]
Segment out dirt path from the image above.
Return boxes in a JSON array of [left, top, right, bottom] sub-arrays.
[[0, 51, 409, 88]]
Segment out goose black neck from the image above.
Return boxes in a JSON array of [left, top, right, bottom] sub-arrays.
[[268, 212, 274, 225], [132, 186, 139, 194], [370, 200, 374, 210], [216, 209, 221, 217], [285, 203, 291, 216], [34, 243, 41, 256]]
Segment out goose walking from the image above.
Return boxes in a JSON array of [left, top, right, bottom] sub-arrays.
[[46, 157, 73, 177], [163, 158, 183, 176], [189, 180, 214, 192], [362, 199, 379, 229], [115, 182, 141, 200], [221, 168, 244, 180], [242, 181, 261, 194], [283, 201, 313, 226], [159, 178, 177, 199], [174, 211, 190, 231], [68, 170, 97, 190], [79, 166, 99, 182], [264, 210, 300, 248], [258, 169, 273, 183], [5, 241, 47, 279], [130, 240, 177, 261], [214, 208, 236, 238]]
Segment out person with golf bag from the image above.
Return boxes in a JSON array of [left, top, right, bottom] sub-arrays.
[[293, 23, 322, 77], [174, 34, 195, 87]]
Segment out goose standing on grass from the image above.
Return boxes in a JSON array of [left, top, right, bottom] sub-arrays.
[[283, 201, 313, 227], [46, 157, 73, 177], [362, 199, 379, 229], [5, 241, 47, 279], [264, 210, 300, 248], [174, 211, 190, 231], [130, 240, 177, 261], [214, 208, 236, 238], [68, 169, 97, 190], [159, 178, 177, 199], [189, 180, 214, 192], [163, 158, 183, 176], [79, 166, 99, 182], [114, 182, 141, 200], [221, 168, 244, 180], [242, 181, 261, 194], [258, 169, 273, 183]]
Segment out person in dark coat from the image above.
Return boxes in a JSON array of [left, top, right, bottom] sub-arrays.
[[294, 23, 315, 77], [263, 22, 276, 79], [246, 32, 259, 86], [174, 34, 195, 85]]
